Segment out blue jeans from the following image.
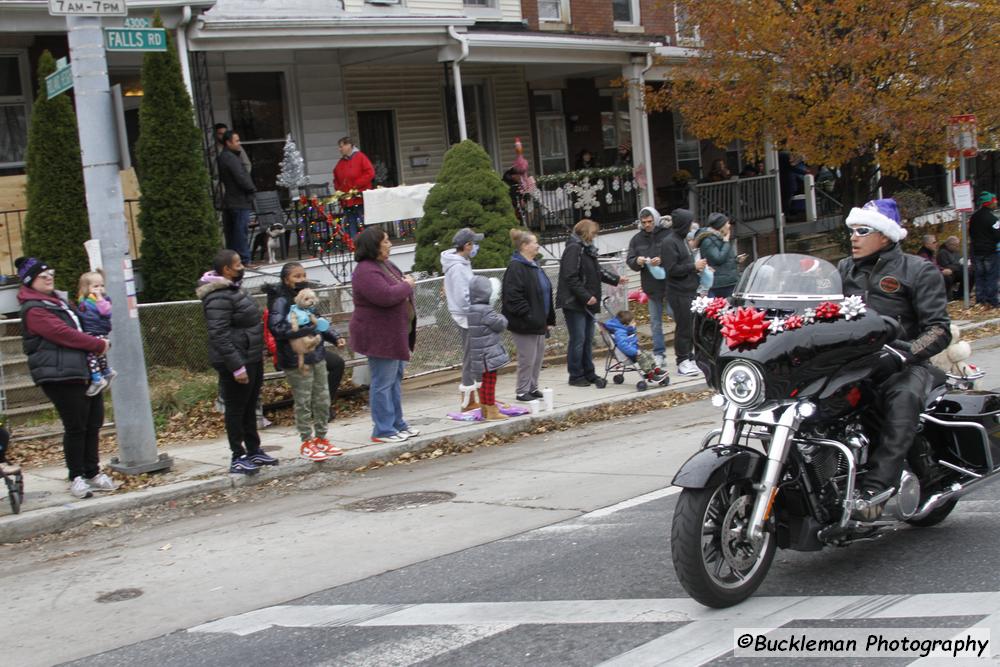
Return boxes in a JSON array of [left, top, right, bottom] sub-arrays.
[[225, 208, 251, 264], [368, 356, 408, 437], [646, 294, 670, 357], [564, 308, 595, 382], [973, 254, 999, 306]]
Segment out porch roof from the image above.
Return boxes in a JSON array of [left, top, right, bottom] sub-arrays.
[[189, 0, 475, 51]]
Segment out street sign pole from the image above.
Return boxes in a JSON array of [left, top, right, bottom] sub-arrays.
[[65, 16, 170, 474], [960, 156, 970, 308]]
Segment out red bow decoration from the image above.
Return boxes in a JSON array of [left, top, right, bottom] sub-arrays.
[[704, 297, 729, 321], [298, 194, 308, 206], [815, 301, 842, 320], [720, 307, 769, 348], [784, 314, 804, 330]]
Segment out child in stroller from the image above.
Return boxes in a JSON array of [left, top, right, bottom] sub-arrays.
[[600, 308, 670, 390], [0, 422, 23, 514]]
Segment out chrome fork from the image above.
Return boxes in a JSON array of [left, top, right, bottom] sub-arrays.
[[745, 405, 804, 542]]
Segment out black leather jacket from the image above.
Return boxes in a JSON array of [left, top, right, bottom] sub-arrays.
[[838, 244, 951, 362]]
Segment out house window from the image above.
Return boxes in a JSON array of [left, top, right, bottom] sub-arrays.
[[599, 90, 631, 166], [613, 0, 639, 25], [446, 81, 499, 171], [464, 0, 495, 7], [227, 71, 290, 191], [538, 0, 567, 22], [673, 110, 701, 178], [533, 91, 568, 175], [0, 52, 30, 171], [674, 3, 701, 45]]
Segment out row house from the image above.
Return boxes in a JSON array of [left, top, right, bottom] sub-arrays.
[[0, 0, 785, 267]]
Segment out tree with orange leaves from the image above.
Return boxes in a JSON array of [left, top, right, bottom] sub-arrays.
[[648, 0, 1000, 207]]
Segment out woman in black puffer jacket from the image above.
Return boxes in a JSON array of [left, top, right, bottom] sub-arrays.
[[197, 249, 274, 474], [556, 219, 622, 388]]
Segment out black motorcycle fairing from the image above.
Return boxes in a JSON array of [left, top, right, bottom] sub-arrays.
[[927, 390, 1000, 472], [671, 445, 764, 489], [695, 309, 897, 402]]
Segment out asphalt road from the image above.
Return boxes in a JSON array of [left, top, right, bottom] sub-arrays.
[[8, 337, 1000, 667]]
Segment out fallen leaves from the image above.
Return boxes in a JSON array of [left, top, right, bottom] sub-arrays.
[[352, 389, 712, 473]]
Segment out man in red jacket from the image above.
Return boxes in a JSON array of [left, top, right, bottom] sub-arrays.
[[333, 136, 375, 238]]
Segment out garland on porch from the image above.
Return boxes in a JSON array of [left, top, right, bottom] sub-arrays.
[[533, 166, 636, 218], [294, 193, 357, 257]]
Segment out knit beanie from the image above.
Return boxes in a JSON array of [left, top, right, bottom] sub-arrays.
[[15, 257, 50, 286]]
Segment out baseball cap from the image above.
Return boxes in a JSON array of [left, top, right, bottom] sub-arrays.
[[453, 227, 484, 248]]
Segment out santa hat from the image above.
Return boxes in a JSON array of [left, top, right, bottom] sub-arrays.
[[845, 198, 906, 242]]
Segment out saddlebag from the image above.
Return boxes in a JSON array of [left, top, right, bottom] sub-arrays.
[[924, 391, 1000, 473]]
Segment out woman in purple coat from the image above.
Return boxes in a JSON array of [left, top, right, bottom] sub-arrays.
[[349, 227, 419, 444]]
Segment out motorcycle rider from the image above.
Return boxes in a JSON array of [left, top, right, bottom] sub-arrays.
[[838, 198, 951, 520]]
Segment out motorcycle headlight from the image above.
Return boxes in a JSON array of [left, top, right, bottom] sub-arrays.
[[721, 361, 764, 408]]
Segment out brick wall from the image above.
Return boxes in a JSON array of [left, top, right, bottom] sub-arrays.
[[522, 0, 677, 41]]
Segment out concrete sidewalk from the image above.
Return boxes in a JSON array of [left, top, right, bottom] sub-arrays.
[[0, 358, 707, 543]]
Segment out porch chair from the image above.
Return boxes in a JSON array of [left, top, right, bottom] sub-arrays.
[[251, 190, 287, 263]]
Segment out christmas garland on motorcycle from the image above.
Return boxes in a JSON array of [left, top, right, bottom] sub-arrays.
[[691, 295, 868, 349]]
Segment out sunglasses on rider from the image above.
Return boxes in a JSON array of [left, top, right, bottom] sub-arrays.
[[849, 226, 875, 238]]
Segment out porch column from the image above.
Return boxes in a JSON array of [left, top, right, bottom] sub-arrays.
[[452, 61, 467, 141], [764, 136, 786, 253], [624, 58, 654, 208]]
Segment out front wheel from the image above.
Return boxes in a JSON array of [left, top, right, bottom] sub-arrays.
[[671, 482, 776, 608]]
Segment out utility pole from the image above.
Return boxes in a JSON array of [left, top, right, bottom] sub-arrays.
[[64, 14, 171, 473]]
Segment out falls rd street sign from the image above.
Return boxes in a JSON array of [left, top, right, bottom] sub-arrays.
[[104, 28, 168, 52], [48, 0, 126, 16], [46, 62, 73, 100]]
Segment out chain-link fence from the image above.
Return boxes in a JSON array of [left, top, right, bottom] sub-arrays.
[[1, 254, 631, 417]]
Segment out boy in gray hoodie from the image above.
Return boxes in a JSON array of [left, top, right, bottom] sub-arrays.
[[441, 227, 484, 410]]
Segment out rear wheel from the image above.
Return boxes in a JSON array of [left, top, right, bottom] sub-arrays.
[[671, 481, 775, 608], [612, 374, 625, 385]]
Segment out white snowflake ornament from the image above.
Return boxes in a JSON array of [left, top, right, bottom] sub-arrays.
[[612, 178, 621, 191], [605, 192, 614, 204], [840, 295, 867, 320], [623, 180, 633, 192]]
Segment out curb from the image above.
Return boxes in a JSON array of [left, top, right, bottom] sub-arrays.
[[0, 379, 708, 543]]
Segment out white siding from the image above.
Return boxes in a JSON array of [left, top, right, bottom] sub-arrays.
[[342, 63, 531, 184], [205, 49, 348, 186]]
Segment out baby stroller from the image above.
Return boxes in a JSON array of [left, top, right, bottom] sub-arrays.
[[0, 426, 22, 514], [594, 298, 669, 392]]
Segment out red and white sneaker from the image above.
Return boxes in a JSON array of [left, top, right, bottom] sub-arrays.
[[313, 437, 343, 456], [300, 440, 330, 462]]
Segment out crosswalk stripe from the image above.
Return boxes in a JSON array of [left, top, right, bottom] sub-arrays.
[[188, 591, 1000, 637], [316, 624, 515, 667]]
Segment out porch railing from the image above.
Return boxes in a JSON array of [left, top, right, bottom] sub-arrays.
[[690, 174, 779, 226], [520, 167, 640, 241], [0, 199, 143, 277]]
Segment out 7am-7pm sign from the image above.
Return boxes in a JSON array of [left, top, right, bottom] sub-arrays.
[[48, 0, 126, 15]]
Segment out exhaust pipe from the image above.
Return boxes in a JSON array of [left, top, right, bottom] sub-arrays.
[[909, 471, 1000, 521]]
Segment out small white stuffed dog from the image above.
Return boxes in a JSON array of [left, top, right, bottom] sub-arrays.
[[931, 323, 979, 385]]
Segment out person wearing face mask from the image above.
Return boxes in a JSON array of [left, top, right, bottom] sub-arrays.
[[198, 249, 275, 475], [441, 227, 485, 411], [267, 262, 346, 462]]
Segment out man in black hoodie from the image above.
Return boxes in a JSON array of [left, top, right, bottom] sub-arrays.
[[969, 191, 1000, 307], [661, 208, 707, 376], [626, 206, 671, 367]]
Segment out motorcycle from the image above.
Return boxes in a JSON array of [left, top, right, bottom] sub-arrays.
[[670, 253, 999, 608]]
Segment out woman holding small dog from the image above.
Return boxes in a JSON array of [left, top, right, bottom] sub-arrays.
[[269, 262, 345, 461], [350, 226, 419, 444]]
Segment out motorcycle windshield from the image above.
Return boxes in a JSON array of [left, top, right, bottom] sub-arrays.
[[734, 254, 843, 303]]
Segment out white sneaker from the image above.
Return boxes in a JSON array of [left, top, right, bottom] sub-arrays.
[[654, 354, 665, 369], [370, 433, 408, 444], [70, 476, 93, 499], [87, 472, 118, 492], [398, 428, 421, 439], [85, 376, 109, 397], [678, 359, 702, 376]]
